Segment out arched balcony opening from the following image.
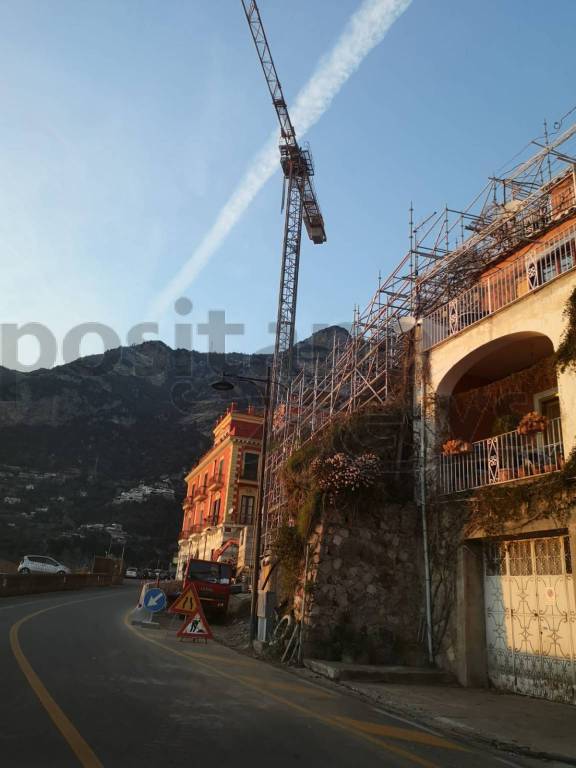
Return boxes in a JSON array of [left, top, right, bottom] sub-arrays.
[[435, 332, 564, 492]]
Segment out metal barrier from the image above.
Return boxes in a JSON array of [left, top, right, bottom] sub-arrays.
[[439, 417, 564, 494], [423, 225, 576, 349], [0, 572, 114, 598]]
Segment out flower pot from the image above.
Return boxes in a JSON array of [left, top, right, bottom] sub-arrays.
[[498, 468, 513, 481], [544, 464, 555, 474]]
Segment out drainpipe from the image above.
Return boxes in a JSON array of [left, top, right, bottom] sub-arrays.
[[417, 327, 435, 665]]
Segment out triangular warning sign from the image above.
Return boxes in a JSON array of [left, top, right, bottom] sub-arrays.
[[168, 585, 201, 615], [177, 611, 214, 641]]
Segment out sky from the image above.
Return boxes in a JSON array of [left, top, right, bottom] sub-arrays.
[[1, 0, 575, 369]]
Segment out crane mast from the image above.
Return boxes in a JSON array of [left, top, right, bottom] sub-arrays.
[[241, 0, 326, 402]]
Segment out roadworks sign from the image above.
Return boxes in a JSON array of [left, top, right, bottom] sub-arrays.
[[169, 584, 213, 642], [177, 612, 213, 641], [168, 586, 201, 616]]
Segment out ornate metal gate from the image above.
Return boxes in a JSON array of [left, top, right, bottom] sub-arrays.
[[484, 535, 576, 704]]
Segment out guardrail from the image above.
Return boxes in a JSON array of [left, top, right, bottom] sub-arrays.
[[439, 417, 564, 494], [423, 224, 576, 349], [0, 572, 114, 598]]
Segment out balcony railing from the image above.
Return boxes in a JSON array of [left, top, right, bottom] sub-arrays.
[[207, 473, 224, 491], [439, 417, 564, 494], [179, 524, 204, 539], [423, 224, 576, 350]]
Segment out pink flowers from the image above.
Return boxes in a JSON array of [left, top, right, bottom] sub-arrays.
[[311, 452, 381, 501]]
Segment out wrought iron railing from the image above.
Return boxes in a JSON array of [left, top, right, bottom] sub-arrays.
[[423, 224, 576, 349], [179, 524, 204, 539], [439, 417, 564, 494]]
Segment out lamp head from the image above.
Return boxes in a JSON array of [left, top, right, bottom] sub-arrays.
[[211, 377, 235, 392]]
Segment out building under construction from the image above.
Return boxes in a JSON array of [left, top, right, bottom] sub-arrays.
[[262, 120, 576, 552]]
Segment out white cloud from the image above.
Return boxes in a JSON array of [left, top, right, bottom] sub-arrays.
[[149, 0, 412, 317]]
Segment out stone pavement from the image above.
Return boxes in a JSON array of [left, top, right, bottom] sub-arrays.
[[294, 670, 576, 766]]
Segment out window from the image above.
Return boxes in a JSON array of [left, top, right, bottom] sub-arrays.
[[529, 239, 575, 288], [218, 459, 224, 479], [508, 540, 533, 576], [484, 543, 506, 576], [210, 498, 221, 526], [242, 452, 259, 481], [239, 495, 255, 525]]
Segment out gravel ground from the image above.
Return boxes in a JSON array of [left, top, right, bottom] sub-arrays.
[[209, 593, 252, 650]]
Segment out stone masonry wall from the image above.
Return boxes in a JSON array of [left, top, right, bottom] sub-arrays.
[[297, 502, 425, 665]]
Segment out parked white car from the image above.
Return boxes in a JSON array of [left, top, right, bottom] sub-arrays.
[[125, 567, 139, 579], [18, 555, 71, 576]]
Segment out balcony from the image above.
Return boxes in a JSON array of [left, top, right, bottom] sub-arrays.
[[194, 486, 207, 501], [439, 417, 564, 494], [423, 223, 576, 350], [207, 473, 223, 491], [179, 524, 204, 539]]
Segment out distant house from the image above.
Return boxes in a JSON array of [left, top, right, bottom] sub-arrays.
[[176, 404, 263, 579]]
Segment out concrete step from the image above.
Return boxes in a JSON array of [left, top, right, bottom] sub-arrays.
[[304, 659, 455, 685]]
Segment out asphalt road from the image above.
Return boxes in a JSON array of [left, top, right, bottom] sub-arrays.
[[0, 584, 541, 768]]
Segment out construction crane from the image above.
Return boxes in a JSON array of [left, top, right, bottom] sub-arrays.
[[241, 0, 326, 402]]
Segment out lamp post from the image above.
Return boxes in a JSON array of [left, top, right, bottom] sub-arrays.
[[211, 366, 272, 645]]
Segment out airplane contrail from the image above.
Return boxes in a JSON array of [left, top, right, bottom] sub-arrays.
[[150, 0, 412, 317]]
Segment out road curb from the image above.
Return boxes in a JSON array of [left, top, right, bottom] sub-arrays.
[[303, 672, 576, 766]]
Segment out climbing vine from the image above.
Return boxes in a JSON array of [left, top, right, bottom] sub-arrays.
[[281, 403, 413, 537], [468, 448, 576, 535], [270, 401, 414, 605], [556, 285, 576, 373]]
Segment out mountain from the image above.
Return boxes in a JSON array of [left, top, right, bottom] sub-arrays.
[[0, 326, 349, 568]]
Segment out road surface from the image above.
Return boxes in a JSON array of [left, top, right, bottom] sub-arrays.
[[0, 584, 540, 767]]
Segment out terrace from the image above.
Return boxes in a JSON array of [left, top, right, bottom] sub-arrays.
[[423, 223, 576, 351]]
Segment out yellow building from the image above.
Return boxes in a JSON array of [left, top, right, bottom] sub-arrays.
[[176, 404, 263, 580]]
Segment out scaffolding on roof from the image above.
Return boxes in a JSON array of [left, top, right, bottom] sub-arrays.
[[261, 119, 576, 552]]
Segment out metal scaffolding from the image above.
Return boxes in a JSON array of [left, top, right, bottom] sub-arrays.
[[261, 120, 576, 551]]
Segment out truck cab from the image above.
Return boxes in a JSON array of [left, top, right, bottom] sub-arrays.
[[183, 558, 233, 616]]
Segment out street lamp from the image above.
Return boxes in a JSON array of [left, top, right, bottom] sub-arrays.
[[211, 366, 272, 645]]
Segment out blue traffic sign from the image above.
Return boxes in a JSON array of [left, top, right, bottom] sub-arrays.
[[143, 588, 167, 613]]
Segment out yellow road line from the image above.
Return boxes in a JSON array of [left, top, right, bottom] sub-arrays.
[[331, 715, 467, 751], [236, 673, 337, 698], [164, 648, 255, 666], [10, 595, 112, 768], [124, 609, 444, 768]]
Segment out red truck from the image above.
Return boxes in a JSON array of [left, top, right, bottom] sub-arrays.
[[182, 558, 233, 616]]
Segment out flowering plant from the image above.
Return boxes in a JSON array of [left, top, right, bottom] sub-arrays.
[[517, 411, 548, 435], [310, 452, 381, 502], [442, 438, 472, 456]]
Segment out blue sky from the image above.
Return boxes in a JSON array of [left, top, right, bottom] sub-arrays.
[[1, 0, 575, 367]]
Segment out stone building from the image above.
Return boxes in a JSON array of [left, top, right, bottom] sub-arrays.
[[176, 405, 263, 579]]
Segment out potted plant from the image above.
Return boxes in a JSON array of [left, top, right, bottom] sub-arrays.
[[442, 438, 472, 456], [517, 411, 548, 436]]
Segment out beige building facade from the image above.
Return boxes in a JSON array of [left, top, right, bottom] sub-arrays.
[[419, 171, 576, 704]]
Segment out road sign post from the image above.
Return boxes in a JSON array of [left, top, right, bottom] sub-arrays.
[[142, 587, 167, 624]]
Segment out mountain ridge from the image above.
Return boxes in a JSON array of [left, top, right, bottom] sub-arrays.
[[0, 326, 349, 566]]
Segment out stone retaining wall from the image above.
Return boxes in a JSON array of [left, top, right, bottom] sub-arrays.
[[299, 502, 425, 665]]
